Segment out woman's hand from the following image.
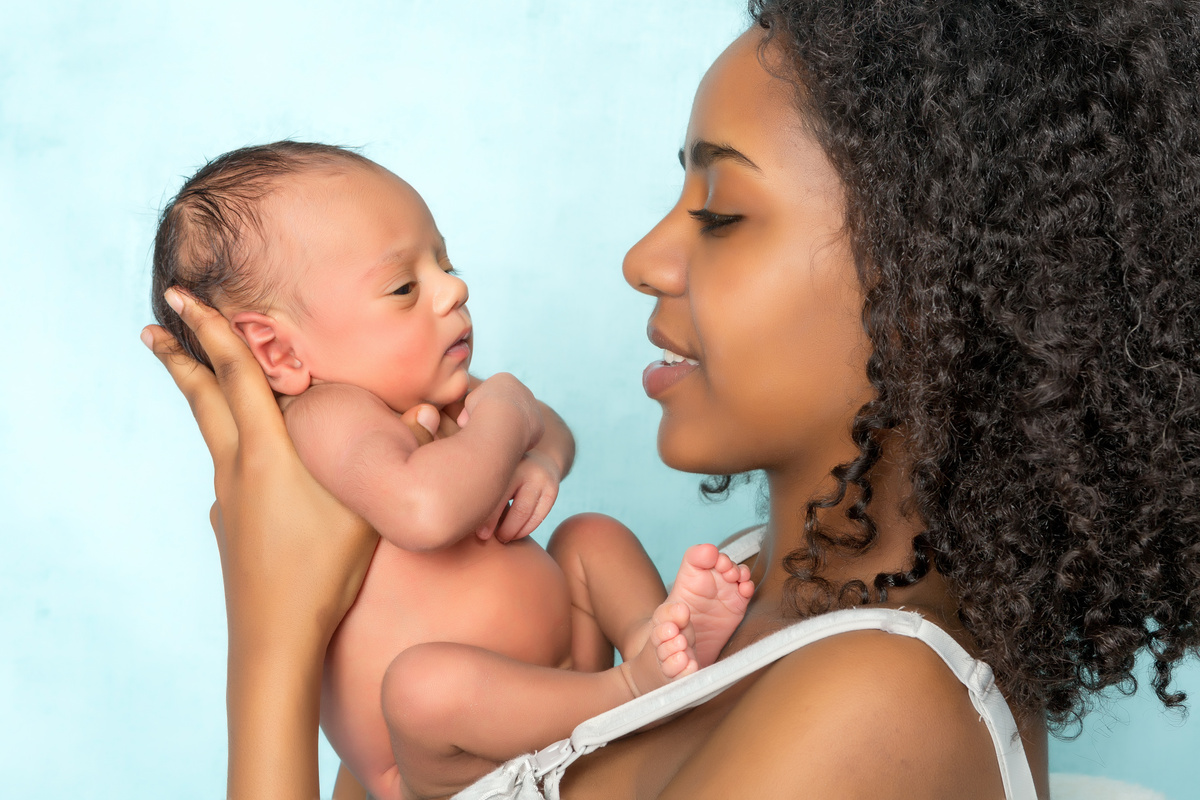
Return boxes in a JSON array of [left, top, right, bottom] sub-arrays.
[[142, 288, 435, 799]]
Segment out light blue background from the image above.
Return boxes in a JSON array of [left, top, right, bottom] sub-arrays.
[[0, 2, 1194, 797]]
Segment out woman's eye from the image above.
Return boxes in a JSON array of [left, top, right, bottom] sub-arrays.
[[688, 208, 743, 235], [392, 282, 416, 296]]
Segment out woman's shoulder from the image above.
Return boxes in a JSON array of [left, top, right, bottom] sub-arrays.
[[662, 621, 1006, 798], [754, 623, 983, 714]]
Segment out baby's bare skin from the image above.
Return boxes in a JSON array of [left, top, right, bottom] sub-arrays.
[[322, 531, 575, 795], [222, 162, 753, 799]]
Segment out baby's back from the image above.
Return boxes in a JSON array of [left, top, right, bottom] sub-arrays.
[[323, 533, 573, 795]]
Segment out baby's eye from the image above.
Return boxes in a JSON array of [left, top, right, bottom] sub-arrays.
[[393, 282, 416, 296]]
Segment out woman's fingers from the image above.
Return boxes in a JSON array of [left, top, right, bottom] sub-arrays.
[[142, 322, 239, 468], [163, 288, 289, 449], [437, 408, 462, 439], [399, 404, 439, 446]]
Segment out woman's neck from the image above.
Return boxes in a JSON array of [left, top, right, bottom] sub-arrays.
[[728, 440, 962, 650]]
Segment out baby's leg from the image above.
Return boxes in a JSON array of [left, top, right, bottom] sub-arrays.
[[549, 515, 753, 696], [380, 641, 658, 799], [546, 513, 669, 671]]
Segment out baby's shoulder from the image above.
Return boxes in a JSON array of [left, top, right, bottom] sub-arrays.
[[284, 383, 389, 421], [283, 383, 402, 445]]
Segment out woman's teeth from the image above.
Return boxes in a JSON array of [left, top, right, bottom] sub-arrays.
[[663, 349, 699, 366]]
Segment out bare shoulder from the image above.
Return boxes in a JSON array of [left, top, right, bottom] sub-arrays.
[[284, 384, 396, 438], [283, 384, 418, 472], [661, 628, 1005, 799]]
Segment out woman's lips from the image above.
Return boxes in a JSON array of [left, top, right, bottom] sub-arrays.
[[642, 349, 700, 398]]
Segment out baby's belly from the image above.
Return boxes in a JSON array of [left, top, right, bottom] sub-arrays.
[[322, 534, 573, 791]]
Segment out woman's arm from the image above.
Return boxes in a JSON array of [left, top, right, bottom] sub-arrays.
[[143, 288, 434, 799]]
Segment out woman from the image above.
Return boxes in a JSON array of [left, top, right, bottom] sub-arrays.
[[144, 1, 1200, 797]]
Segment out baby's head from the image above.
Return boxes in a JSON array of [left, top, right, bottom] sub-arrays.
[[153, 141, 472, 411]]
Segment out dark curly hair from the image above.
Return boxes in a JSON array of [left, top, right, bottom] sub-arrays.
[[746, 0, 1200, 729], [151, 141, 373, 368]]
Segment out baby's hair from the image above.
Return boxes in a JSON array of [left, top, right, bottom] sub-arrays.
[[151, 140, 375, 368]]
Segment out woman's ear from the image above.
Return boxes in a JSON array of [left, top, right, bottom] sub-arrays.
[[228, 311, 313, 396]]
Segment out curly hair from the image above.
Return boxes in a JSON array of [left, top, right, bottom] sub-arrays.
[[746, 0, 1200, 728], [151, 141, 373, 368]]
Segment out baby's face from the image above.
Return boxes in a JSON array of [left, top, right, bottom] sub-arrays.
[[268, 163, 472, 411]]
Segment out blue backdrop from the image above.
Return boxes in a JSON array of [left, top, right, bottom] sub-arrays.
[[0, 2, 1194, 797]]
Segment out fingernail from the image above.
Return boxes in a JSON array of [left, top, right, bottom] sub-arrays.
[[164, 288, 184, 314], [416, 406, 440, 435], [140, 327, 154, 350]]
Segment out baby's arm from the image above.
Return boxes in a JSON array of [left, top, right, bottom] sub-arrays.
[[451, 376, 576, 542], [284, 373, 542, 551], [491, 396, 576, 542]]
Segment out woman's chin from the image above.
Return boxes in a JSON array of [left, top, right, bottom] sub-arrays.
[[656, 426, 730, 476]]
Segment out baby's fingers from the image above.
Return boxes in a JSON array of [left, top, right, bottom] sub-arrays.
[[495, 481, 556, 543], [163, 288, 288, 450], [142, 322, 238, 468], [515, 486, 557, 541]]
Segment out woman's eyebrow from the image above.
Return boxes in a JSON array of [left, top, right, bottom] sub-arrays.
[[678, 140, 762, 172]]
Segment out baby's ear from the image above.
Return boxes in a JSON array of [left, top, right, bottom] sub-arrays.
[[228, 311, 312, 396]]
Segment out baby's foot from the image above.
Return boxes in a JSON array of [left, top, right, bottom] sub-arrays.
[[619, 544, 754, 697], [665, 543, 754, 667]]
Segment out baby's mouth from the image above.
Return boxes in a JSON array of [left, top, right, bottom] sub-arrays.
[[446, 330, 472, 357]]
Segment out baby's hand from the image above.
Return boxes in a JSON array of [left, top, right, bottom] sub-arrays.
[[460, 373, 544, 452], [487, 450, 561, 543]]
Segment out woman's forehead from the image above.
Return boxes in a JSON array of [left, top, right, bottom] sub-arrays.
[[686, 30, 806, 167], [685, 28, 841, 203]]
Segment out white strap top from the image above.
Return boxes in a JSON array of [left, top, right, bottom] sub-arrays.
[[455, 528, 1039, 800]]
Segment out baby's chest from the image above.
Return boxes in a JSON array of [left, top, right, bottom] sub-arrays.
[[335, 535, 574, 669]]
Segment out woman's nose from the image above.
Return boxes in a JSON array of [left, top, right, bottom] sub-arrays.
[[623, 207, 687, 298]]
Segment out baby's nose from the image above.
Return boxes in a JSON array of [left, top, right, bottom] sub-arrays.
[[435, 272, 468, 313]]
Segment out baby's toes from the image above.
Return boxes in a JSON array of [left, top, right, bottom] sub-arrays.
[[660, 649, 694, 679], [653, 600, 691, 632], [683, 543, 720, 571], [651, 619, 682, 649]]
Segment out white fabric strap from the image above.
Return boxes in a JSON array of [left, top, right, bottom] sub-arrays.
[[455, 529, 1038, 800]]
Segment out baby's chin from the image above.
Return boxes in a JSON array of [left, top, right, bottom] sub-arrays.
[[386, 377, 471, 414]]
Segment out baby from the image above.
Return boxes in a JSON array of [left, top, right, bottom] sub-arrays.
[[151, 141, 754, 800]]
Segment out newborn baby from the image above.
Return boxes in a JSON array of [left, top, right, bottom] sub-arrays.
[[151, 141, 754, 800]]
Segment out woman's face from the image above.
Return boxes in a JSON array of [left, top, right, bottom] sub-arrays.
[[624, 28, 873, 480]]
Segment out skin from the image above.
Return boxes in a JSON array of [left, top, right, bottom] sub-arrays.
[[561, 29, 1050, 798], [143, 25, 1051, 800], [154, 162, 754, 799]]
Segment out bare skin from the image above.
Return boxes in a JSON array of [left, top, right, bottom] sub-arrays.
[[169, 161, 754, 800], [558, 29, 1051, 799], [142, 23, 1051, 800]]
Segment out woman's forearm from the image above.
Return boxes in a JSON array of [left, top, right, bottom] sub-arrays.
[[226, 634, 325, 799]]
